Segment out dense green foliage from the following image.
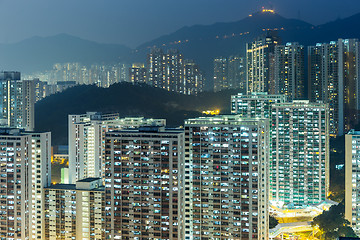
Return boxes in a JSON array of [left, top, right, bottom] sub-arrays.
[[269, 215, 279, 229], [35, 83, 240, 145], [312, 203, 357, 239]]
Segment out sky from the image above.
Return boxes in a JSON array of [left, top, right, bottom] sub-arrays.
[[0, 0, 360, 48]]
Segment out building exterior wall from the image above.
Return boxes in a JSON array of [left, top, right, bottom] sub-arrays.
[[184, 116, 269, 240], [271, 101, 329, 207], [345, 130, 360, 235], [104, 128, 184, 240]]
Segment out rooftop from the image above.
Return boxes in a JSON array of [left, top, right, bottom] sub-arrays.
[[77, 177, 101, 183]]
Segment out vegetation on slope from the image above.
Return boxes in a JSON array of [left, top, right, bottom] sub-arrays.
[[35, 83, 239, 145]]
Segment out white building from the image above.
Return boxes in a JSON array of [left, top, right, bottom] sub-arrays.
[[0, 128, 51, 239], [231, 92, 287, 118], [44, 178, 104, 239], [345, 130, 360, 235], [0, 72, 35, 131], [68, 112, 166, 183]]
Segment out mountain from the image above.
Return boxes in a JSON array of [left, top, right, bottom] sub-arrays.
[[3, 11, 360, 86], [134, 11, 314, 89], [0, 33, 132, 73], [35, 82, 239, 145], [135, 11, 360, 89]]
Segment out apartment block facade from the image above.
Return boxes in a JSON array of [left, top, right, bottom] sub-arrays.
[[104, 127, 184, 240], [184, 115, 270, 240]]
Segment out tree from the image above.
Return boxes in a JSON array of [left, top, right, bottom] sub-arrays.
[[269, 215, 279, 229], [311, 202, 357, 239]]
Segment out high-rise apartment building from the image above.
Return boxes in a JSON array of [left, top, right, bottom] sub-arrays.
[[213, 57, 228, 92], [271, 100, 329, 207], [147, 48, 183, 92], [213, 56, 246, 92], [22, 79, 36, 131], [231, 92, 288, 118], [129, 63, 147, 84], [184, 115, 270, 240], [345, 130, 360, 235], [166, 49, 184, 93], [0, 72, 35, 131], [148, 48, 166, 90], [274, 43, 305, 100], [44, 178, 104, 239], [104, 126, 184, 240], [32, 78, 48, 102], [183, 60, 204, 95], [0, 128, 51, 240], [228, 55, 246, 93], [68, 112, 166, 183], [246, 31, 280, 94], [308, 39, 360, 136], [147, 47, 203, 95]]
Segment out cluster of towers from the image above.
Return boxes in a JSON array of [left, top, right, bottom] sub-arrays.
[[0, 80, 328, 239], [215, 33, 360, 138], [129, 48, 204, 95]]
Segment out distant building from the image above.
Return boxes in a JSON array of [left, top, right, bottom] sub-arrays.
[[213, 55, 246, 92], [32, 78, 48, 102], [183, 60, 204, 95], [104, 127, 184, 239], [345, 130, 360, 235], [56, 80, 77, 92], [148, 47, 166, 89], [0, 72, 35, 130], [271, 100, 329, 207], [129, 63, 147, 84], [147, 47, 203, 95], [308, 39, 360, 136], [22, 79, 36, 131], [213, 57, 228, 92], [184, 115, 270, 239], [274, 42, 305, 100], [228, 55, 246, 92], [68, 112, 166, 183], [44, 178, 104, 239], [246, 31, 280, 94]]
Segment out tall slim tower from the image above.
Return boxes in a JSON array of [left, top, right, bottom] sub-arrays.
[[271, 100, 329, 207], [228, 55, 246, 92], [246, 31, 280, 94], [183, 60, 204, 95], [0, 72, 35, 130], [166, 49, 184, 93], [22, 79, 35, 131], [184, 115, 270, 240], [345, 129, 360, 235], [213, 57, 228, 92], [148, 47, 166, 89], [274, 42, 305, 100], [308, 39, 360, 136]]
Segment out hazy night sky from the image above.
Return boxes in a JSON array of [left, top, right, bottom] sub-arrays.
[[0, 0, 359, 48]]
